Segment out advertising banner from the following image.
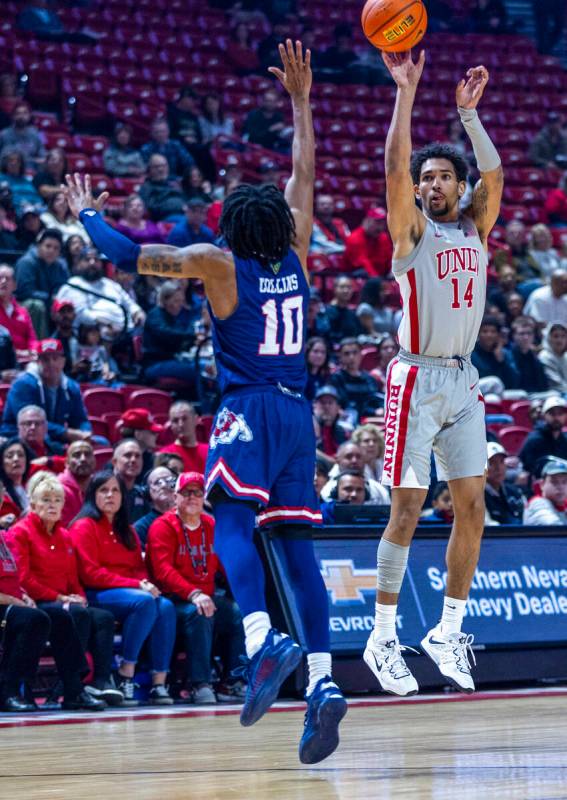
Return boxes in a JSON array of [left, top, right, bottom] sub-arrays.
[[269, 535, 567, 653]]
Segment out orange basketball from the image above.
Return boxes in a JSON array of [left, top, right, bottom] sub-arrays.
[[361, 0, 428, 52]]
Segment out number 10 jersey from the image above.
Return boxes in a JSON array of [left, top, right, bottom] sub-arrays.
[[209, 249, 309, 395], [393, 216, 488, 359]]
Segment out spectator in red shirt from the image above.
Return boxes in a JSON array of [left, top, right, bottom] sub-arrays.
[[10, 472, 108, 710], [71, 470, 176, 706], [0, 437, 31, 525], [344, 207, 393, 277], [17, 404, 66, 462], [0, 263, 37, 364], [545, 172, 567, 227], [159, 401, 208, 472], [310, 195, 350, 254], [147, 472, 245, 704], [59, 440, 96, 527]]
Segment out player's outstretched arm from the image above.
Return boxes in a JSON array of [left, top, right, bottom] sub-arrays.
[[382, 50, 426, 257], [269, 39, 313, 270], [64, 173, 226, 280], [456, 66, 504, 245]]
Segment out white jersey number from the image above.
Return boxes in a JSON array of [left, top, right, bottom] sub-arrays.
[[259, 295, 303, 356]]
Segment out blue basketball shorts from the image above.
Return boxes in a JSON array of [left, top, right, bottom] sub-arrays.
[[205, 386, 322, 528]]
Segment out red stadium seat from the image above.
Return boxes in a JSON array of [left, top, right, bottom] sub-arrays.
[[88, 417, 110, 439], [196, 415, 214, 444], [484, 400, 503, 415], [128, 389, 172, 415], [93, 448, 114, 470], [499, 426, 531, 456], [360, 347, 380, 371], [82, 388, 124, 416], [509, 401, 532, 429]]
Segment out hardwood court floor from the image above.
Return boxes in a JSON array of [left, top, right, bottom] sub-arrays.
[[2, 689, 567, 800]]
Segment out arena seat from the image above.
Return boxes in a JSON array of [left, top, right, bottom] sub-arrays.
[[509, 401, 533, 429], [93, 447, 114, 470], [128, 388, 172, 415], [196, 415, 214, 444], [499, 426, 531, 455], [88, 416, 110, 440], [82, 388, 125, 416]]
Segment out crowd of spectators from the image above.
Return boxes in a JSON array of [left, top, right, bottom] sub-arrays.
[[0, 0, 566, 713]]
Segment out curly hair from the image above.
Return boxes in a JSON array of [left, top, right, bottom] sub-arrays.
[[410, 143, 469, 185]]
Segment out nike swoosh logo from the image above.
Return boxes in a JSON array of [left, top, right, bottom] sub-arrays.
[[429, 638, 447, 646], [447, 605, 456, 610], [469, 383, 478, 391], [371, 653, 383, 671]]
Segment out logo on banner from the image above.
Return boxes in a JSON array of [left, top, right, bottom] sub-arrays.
[[209, 407, 253, 450], [320, 559, 376, 604]]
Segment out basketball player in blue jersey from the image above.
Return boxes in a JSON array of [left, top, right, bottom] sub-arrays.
[[65, 40, 346, 765], [363, 50, 504, 697]]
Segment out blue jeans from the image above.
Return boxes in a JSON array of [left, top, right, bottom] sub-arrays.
[[87, 589, 176, 672], [144, 360, 195, 388], [174, 593, 245, 684]]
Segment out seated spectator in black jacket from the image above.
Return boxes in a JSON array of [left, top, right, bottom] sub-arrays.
[[133, 466, 176, 548], [111, 439, 149, 522], [472, 316, 519, 389], [15, 228, 68, 338], [166, 199, 215, 248], [529, 112, 567, 170], [138, 155, 187, 223], [519, 396, 567, 477], [243, 89, 288, 152], [306, 288, 331, 343], [33, 147, 68, 202], [485, 442, 525, 525], [142, 280, 197, 390], [314, 385, 353, 458], [330, 338, 383, 423], [327, 275, 363, 345], [319, 469, 370, 525], [257, 18, 289, 72], [508, 317, 549, 393], [51, 298, 78, 376]]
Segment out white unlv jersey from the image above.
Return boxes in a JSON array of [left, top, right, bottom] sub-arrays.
[[393, 216, 488, 358]]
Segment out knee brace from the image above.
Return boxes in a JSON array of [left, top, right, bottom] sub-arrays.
[[376, 538, 409, 594]]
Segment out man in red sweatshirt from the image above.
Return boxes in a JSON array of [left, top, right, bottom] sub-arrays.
[[146, 471, 245, 704], [158, 401, 208, 473], [343, 206, 393, 277]]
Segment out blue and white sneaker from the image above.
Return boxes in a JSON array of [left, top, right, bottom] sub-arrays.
[[235, 629, 302, 727], [299, 677, 347, 764]]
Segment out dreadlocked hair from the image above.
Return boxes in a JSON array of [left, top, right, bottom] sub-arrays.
[[219, 184, 296, 267]]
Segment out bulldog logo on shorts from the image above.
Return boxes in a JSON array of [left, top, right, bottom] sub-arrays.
[[209, 407, 253, 450]]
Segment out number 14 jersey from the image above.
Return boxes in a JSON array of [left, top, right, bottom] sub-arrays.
[[209, 249, 309, 394], [393, 216, 488, 358]]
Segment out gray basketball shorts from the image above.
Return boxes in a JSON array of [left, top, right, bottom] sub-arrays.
[[381, 350, 487, 489]]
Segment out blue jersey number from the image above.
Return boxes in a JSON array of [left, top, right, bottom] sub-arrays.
[[259, 295, 303, 356]]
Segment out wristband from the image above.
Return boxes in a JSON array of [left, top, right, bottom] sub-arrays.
[[79, 209, 141, 273]]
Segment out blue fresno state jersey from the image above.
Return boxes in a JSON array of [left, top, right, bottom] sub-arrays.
[[209, 249, 309, 394]]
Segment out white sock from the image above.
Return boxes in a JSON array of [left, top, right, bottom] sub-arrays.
[[306, 652, 334, 696], [374, 602, 397, 640], [243, 611, 271, 658], [440, 596, 467, 635]]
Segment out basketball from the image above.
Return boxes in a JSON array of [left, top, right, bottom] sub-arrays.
[[361, 0, 428, 52]]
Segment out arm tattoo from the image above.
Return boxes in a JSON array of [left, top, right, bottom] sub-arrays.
[[473, 182, 488, 219], [138, 246, 185, 276]]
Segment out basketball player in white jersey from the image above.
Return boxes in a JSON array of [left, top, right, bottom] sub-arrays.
[[363, 50, 503, 695]]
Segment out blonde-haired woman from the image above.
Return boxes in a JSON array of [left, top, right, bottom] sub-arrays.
[[352, 424, 385, 483], [10, 472, 121, 709]]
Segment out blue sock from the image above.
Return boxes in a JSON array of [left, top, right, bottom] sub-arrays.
[[280, 538, 330, 653], [213, 501, 267, 618]]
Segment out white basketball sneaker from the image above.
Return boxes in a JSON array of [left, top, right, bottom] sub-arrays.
[[363, 632, 419, 696], [420, 625, 476, 694]]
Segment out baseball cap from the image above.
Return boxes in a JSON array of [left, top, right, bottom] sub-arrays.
[[487, 442, 507, 460], [35, 338, 64, 356], [366, 207, 387, 221], [175, 471, 205, 492], [541, 458, 567, 477], [542, 396, 567, 414], [315, 385, 339, 401], [51, 298, 75, 314], [186, 197, 208, 209], [120, 408, 164, 433]]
